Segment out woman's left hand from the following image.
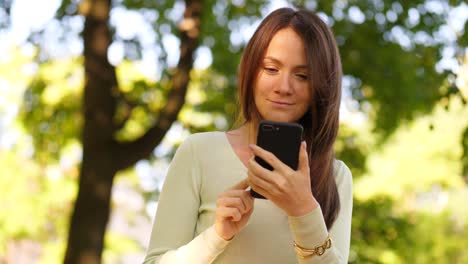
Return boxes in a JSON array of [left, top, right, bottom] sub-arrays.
[[247, 141, 318, 216]]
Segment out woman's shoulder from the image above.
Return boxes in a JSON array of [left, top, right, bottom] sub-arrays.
[[173, 131, 227, 162], [181, 131, 227, 152], [185, 131, 225, 144]]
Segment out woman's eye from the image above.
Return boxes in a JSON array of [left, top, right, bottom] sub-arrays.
[[264, 67, 278, 73], [296, 73, 308, 80]]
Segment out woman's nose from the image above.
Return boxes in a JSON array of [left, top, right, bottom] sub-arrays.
[[275, 73, 293, 94]]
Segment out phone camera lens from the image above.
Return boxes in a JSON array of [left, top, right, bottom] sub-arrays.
[[263, 125, 274, 132]]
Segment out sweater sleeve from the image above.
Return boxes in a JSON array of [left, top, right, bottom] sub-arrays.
[[143, 136, 231, 264], [288, 160, 353, 264]]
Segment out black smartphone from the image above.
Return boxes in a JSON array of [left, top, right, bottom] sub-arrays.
[[250, 120, 304, 199]]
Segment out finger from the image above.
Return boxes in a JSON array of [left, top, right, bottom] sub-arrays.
[[248, 157, 290, 193], [220, 189, 254, 213], [249, 144, 289, 172], [238, 190, 254, 213], [248, 179, 271, 200], [298, 141, 310, 174], [217, 196, 246, 213], [229, 178, 250, 191], [248, 157, 275, 183], [222, 189, 249, 198], [219, 190, 253, 214], [243, 198, 255, 217], [217, 207, 242, 222], [248, 169, 274, 196], [241, 190, 255, 210]]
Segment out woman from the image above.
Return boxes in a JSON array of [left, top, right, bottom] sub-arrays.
[[143, 7, 352, 264]]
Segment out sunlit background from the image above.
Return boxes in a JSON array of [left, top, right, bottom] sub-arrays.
[[1, 0, 467, 263]]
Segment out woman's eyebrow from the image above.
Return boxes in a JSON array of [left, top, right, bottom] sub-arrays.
[[263, 56, 307, 69], [263, 56, 281, 64]]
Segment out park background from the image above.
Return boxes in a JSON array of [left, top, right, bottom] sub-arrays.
[[0, 0, 467, 263]]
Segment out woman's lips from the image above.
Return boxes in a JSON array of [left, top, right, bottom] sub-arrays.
[[268, 99, 294, 107]]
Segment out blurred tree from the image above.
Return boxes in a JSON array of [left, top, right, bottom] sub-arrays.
[[0, 0, 467, 263], [62, 0, 204, 263]]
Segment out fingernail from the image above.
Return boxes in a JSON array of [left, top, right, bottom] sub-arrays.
[[249, 144, 255, 149], [302, 141, 307, 148]]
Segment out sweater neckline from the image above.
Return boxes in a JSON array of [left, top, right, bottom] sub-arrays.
[[220, 131, 248, 171]]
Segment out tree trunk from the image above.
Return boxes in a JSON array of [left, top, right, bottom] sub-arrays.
[[63, 0, 203, 263], [64, 0, 117, 263]]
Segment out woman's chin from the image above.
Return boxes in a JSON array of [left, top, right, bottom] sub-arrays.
[[260, 116, 298, 123]]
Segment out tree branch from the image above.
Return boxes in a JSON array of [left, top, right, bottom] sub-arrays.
[[113, 0, 203, 171]]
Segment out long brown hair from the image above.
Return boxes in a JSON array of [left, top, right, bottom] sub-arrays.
[[237, 8, 342, 229]]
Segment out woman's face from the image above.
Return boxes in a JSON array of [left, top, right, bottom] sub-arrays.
[[253, 27, 311, 123]]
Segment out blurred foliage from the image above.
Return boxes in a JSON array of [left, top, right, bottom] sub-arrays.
[[350, 196, 414, 263], [349, 95, 468, 263], [351, 196, 468, 263], [0, 148, 76, 262], [20, 58, 83, 164], [356, 96, 467, 199], [0, 0, 467, 262], [335, 123, 371, 178]]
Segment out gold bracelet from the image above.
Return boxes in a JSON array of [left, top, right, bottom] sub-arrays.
[[293, 235, 332, 259]]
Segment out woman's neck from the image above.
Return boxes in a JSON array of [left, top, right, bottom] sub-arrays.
[[227, 121, 258, 146], [241, 121, 257, 145]]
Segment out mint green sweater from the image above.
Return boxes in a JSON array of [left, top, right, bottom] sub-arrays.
[[143, 132, 353, 263]]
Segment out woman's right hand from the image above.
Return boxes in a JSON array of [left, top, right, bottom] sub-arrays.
[[215, 179, 254, 241]]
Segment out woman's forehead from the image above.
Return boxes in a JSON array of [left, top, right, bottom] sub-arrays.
[[263, 28, 307, 66]]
